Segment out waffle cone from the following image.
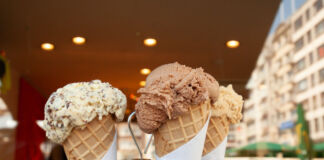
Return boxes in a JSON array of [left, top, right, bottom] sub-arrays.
[[154, 101, 211, 157], [203, 115, 229, 155], [63, 115, 115, 160]]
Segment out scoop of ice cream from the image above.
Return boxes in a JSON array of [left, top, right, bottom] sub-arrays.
[[212, 85, 243, 123], [43, 80, 127, 143], [135, 62, 219, 133]]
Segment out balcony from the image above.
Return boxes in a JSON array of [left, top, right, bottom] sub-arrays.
[[261, 127, 270, 140], [261, 120, 271, 128], [278, 82, 293, 94], [246, 126, 257, 137], [282, 102, 294, 111], [273, 43, 294, 62], [276, 63, 292, 77], [243, 99, 254, 110], [243, 109, 256, 121], [257, 89, 268, 100]]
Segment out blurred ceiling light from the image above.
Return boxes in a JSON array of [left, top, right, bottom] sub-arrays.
[[129, 94, 139, 101], [73, 36, 86, 45], [41, 43, 54, 51], [139, 81, 146, 87], [226, 40, 240, 48], [130, 94, 136, 99], [140, 68, 151, 75], [3, 136, 9, 143], [144, 38, 157, 47]]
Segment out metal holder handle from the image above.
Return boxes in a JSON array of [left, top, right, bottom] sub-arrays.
[[128, 112, 154, 160], [128, 112, 143, 160], [144, 134, 153, 154]]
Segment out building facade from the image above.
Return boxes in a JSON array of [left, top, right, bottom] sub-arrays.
[[240, 0, 324, 147]]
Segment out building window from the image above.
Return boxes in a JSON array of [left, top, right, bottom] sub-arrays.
[[279, 112, 286, 120], [280, 36, 286, 46], [247, 120, 255, 127], [228, 134, 235, 141], [315, 20, 324, 36], [279, 129, 286, 137], [311, 74, 315, 87], [309, 52, 314, 64], [318, 44, 324, 59], [321, 92, 324, 106], [248, 136, 256, 143], [274, 42, 279, 51], [307, 31, 312, 43], [315, 118, 319, 133], [297, 79, 307, 92], [262, 130, 269, 138], [295, 37, 304, 52], [314, 0, 323, 13], [261, 97, 266, 104], [277, 60, 281, 69], [302, 100, 309, 111], [286, 54, 291, 63], [294, 16, 303, 31], [229, 125, 235, 130], [291, 108, 297, 116], [313, 96, 317, 109], [319, 68, 324, 82], [305, 8, 310, 21], [288, 71, 293, 78], [296, 58, 306, 72], [282, 56, 286, 65]]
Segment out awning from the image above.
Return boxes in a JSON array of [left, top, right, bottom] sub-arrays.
[[226, 142, 296, 155], [240, 142, 295, 151], [279, 121, 295, 130], [314, 142, 324, 151]]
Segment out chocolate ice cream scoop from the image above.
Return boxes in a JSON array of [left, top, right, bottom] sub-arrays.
[[135, 62, 219, 133]]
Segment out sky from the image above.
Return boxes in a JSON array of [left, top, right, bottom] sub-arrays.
[[269, 0, 307, 35]]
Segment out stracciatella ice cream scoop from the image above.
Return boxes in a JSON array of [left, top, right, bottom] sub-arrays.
[[43, 80, 127, 143]]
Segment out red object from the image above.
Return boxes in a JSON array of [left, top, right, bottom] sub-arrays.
[[0, 50, 6, 57], [15, 78, 46, 160], [318, 45, 324, 58]]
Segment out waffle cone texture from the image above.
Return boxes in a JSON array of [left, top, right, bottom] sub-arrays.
[[63, 115, 115, 160], [154, 101, 211, 157], [203, 115, 229, 155]]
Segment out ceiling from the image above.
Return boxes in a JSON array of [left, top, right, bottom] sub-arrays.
[[0, 0, 280, 109]]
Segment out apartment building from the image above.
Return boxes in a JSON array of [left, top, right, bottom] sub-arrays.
[[241, 0, 324, 147], [242, 35, 280, 146], [271, 21, 296, 146], [291, 0, 324, 143]]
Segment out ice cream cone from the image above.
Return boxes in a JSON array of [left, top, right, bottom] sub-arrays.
[[154, 101, 211, 157], [202, 85, 243, 156], [62, 115, 115, 160], [202, 115, 229, 155]]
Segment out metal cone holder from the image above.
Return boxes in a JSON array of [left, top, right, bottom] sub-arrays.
[[128, 112, 153, 160]]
